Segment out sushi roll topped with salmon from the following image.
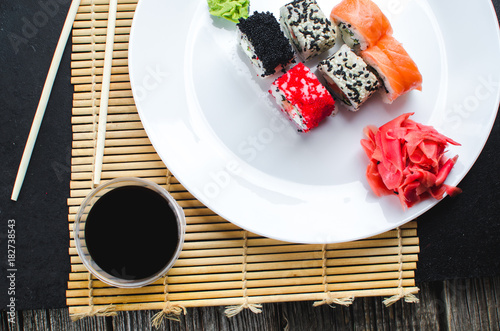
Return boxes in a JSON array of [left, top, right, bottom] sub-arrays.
[[361, 34, 422, 103], [330, 0, 392, 51]]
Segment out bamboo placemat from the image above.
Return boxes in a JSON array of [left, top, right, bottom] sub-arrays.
[[66, 0, 420, 320]]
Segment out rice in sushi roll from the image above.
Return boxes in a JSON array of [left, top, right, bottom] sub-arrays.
[[237, 12, 295, 78], [279, 0, 338, 61], [269, 63, 336, 132], [317, 44, 379, 111]]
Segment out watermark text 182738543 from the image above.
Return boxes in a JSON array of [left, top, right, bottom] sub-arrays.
[[6, 219, 17, 324]]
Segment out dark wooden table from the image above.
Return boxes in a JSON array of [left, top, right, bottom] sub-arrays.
[[1, 276, 499, 330]]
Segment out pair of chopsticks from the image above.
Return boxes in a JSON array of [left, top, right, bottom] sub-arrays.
[[11, 0, 118, 201]]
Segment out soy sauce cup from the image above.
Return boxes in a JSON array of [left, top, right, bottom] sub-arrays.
[[74, 177, 185, 288]]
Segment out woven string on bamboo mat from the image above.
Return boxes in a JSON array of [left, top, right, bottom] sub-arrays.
[[67, 0, 420, 322]]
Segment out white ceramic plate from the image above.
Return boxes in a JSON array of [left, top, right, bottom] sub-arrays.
[[129, 0, 500, 243]]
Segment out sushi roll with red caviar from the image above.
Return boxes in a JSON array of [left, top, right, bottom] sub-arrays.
[[269, 63, 336, 132], [237, 12, 295, 78], [279, 0, 338, 61], [317, 44, 379, 111]]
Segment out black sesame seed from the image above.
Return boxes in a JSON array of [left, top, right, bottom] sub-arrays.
[[237, 12, 294, 77]]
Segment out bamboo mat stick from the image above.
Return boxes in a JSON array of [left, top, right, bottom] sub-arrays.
[[71, 153, 161, 165], [72, 159, 162, 172], [167, 255, 419, 275], [74, 97, 135, 107], [67, 286, 419, 313], [67, 262, 417, 287], [72, 105, 137, 115], [73, 42, 129, 52], [72, 113, 140, 124], [72, 27, 131, 37], [68, 202, 212, 217], [67, 271, 415, 297], [73, 145, 157, 155], [72, 65, 129, 77], [78, 3, 137, 12], [73, 81, 131, 92], [73, 90, 133, 100], [72, 129, 147, 141], [76, 11, 135, 21], [71, 74, 130, 84], [66, 284, 419, 307], [66, 278, 417, 305], [72, 58, 128, 69], [72, 169, 167, 181], [67, 261, 418, 283], [11, 0, 82, 201], [74, 18, 132, 29], [80, 0, 137, 5], [68, 253, 418, 274], [93, 0, 121, 187], [74, 137, 151, 148], [68, 173, 175, 188], [71, 50, 128, 61]]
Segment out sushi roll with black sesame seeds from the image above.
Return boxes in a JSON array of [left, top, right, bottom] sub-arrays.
[[269, 63, 336, 133], [237, 12, 296, 78], [317, 44, 379, 111], [279, 0, 338, 62]]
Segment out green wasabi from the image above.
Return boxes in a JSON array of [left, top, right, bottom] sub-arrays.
[[207, 0, 250, 23]]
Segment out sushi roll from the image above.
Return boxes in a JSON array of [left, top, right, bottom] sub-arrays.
[[237, 12, 295, 78], [317, 44, 379, 111], [279, 0, 338, 61], [330, 0, 392, 51], [361, 35, 422, 103], [269, 63, 335, 132]]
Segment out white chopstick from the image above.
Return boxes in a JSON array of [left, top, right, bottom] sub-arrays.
[[11, 0, 82, 201], [93, 0, 118, 186]]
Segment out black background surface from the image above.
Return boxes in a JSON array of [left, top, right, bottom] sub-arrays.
[[1, 0, 499, 310]]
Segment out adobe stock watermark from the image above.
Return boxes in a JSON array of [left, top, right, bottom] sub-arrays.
[[51, 145, 71, 183], [5, 219, 17, 324], [191, 114, 289, 202], [443, 75, 499, 130], [132, 65, 170, 102], [7, 0, 71, 54], [378, 0, 410, 20]]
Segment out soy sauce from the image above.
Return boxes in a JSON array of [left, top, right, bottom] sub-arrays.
[[85, 186, 179, 280]]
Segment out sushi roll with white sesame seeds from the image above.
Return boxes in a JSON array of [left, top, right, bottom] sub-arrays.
[[317, 44, 379, 111], [237, 12, 296, 78], [280, 0, 338, 61], [269, 63, 336, 132]]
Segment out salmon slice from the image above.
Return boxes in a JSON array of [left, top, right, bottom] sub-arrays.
[[361, 44, 406, 103], [361, 36, 422, 103], [330, 0, 392, 50], [376, 35, 422, 92]]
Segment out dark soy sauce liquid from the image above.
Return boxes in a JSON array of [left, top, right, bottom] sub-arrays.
[[85, 186, 179, 280]]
